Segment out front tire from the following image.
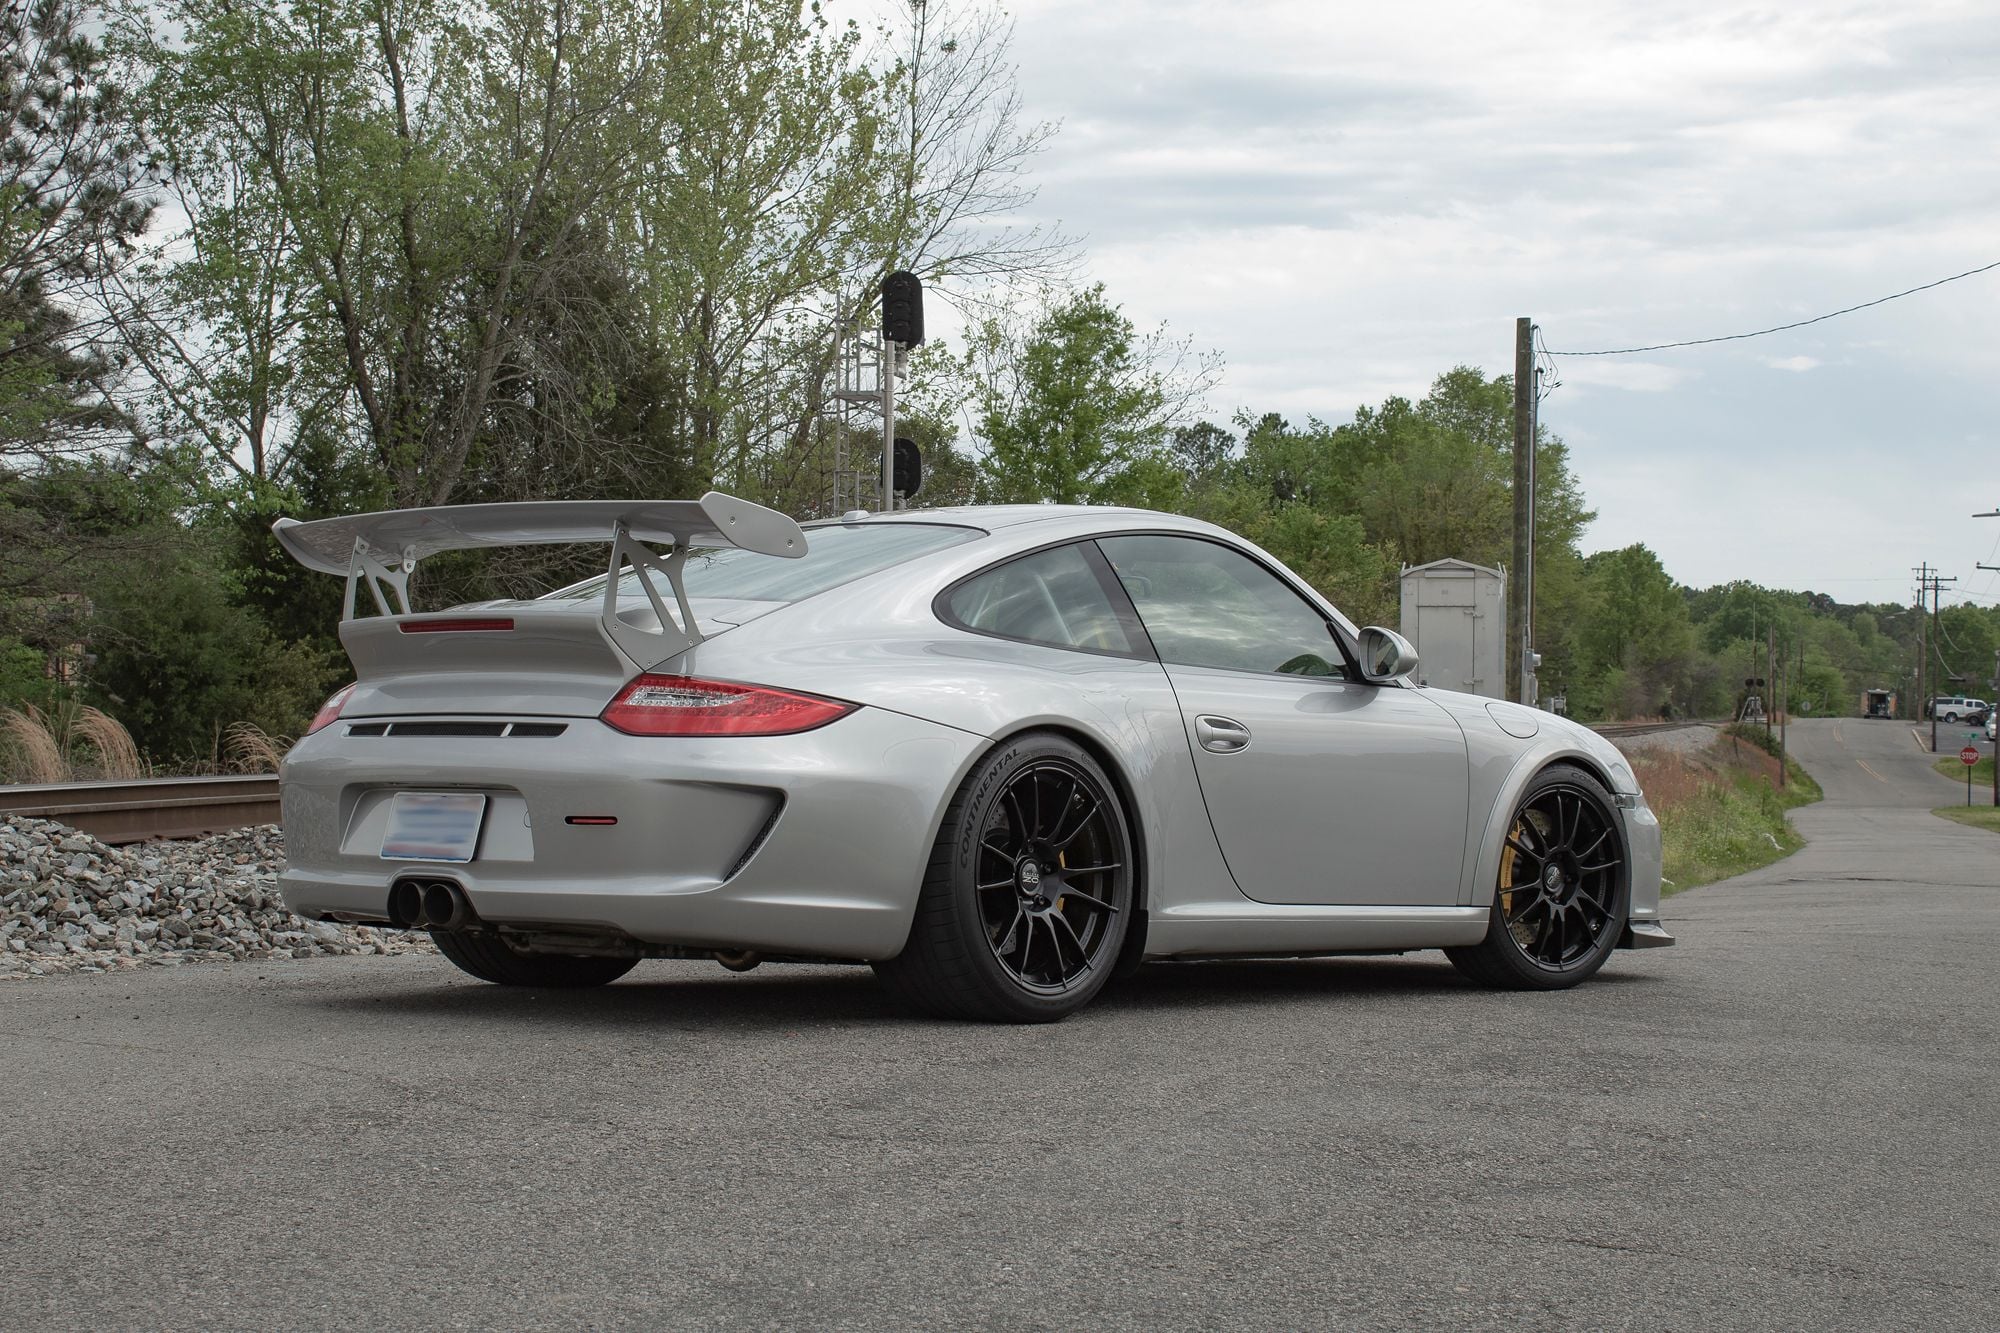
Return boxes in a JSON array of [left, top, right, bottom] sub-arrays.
[[873, 733, 1134, 1022], [1447, 764, 1629, 991], [431, 930, 637, 988]]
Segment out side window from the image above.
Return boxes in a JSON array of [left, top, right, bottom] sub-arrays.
[[1097, 534, 1347, 678], [941, 543, 1139, 657]]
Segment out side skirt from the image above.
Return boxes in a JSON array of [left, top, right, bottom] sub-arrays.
[[1145, 903, 1490, 958]]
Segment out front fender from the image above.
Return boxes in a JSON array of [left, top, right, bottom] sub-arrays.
[[1463, 740, 1661, 919]]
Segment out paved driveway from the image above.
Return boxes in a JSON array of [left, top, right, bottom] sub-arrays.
[[1, 719, 1994, 1330]]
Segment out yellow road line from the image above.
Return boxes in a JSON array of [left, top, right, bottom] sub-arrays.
[[1856, 759, 1887, 783], [1834, 724, 1844, 744]]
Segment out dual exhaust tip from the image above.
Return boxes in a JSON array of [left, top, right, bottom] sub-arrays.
[[388, 878, 475, 931]]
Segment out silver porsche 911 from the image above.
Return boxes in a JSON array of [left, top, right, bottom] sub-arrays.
[[274, 493, 1672, 1021]]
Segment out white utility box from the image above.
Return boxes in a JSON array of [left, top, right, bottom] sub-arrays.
[[1399, 559, 1506, 699]]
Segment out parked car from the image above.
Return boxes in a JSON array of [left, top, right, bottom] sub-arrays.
[[273, 495, 1672, 1022], [1931, 696, 1990, 723]]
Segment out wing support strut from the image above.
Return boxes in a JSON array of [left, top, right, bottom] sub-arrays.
[[599, 523, 702, 667], [342, 542, 414, 620]]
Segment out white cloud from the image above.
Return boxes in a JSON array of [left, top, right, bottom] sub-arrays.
[[1558, 361, 1699, 394], [969, 0, 2000, 594]]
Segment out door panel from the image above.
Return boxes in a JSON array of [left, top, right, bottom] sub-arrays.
[[1163, 666, 1471, 907]]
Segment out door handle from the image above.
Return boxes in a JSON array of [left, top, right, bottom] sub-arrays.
[[1195, 715, 1251, 754]]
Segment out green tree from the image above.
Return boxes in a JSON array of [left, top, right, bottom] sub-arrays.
[[1171, 420, 1235, 481], [967, 283, 1218, 505], [129, 0, 693, 504], [2, 0, 154, 460], [1579, 546, 1691, 671]]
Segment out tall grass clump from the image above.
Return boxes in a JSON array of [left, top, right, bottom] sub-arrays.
[[223, 722, 291, 773], [0, 707, 68, 785], [72, 706, 145, 780]]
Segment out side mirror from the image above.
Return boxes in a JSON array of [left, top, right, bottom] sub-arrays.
[[1357, 626, 1419, 683]]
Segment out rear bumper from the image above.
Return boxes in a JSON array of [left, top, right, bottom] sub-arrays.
[[278, 707, 982, 960]]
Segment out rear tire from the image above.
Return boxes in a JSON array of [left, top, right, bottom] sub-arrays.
[[1447, 764, 1629, 991], [431, 930, 637, 988], [873, 732, 1134, 1023]]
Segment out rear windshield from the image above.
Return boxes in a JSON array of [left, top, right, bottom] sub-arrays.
[[549, 522, 981, 606]]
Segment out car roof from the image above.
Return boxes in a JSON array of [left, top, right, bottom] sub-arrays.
[[806, 504, 1167, 532]]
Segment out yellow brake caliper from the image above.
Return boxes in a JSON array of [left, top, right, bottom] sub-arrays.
[[1499, 818, 1524, 915]]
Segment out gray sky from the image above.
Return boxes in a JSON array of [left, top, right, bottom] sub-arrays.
[[968, 0, 2000, 607]]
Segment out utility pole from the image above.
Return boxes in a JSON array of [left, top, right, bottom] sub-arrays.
[[1932, 568, 1954, 754], [1915, 562, 1957, 752], [1766, 625, 1775, 741], [1510, 317, 1535, 704], [1977, 503, 2000, 803], [1913, 567, 1927, 729], [1778, 638, 1788, 786], [1741, 614, 1757, 724]]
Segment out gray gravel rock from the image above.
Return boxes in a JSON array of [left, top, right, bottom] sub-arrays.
[[0, 815, 430, 979], [1610, 722, 1720, 757]]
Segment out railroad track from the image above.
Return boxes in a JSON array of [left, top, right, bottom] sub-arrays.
[[0, 776, 280, 845], [1589, 719, 1724, 738]]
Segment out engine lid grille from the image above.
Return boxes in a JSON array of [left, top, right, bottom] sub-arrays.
[[344, 721, 568, 738]]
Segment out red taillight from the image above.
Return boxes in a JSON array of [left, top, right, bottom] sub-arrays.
[[306, 682, 357, 735], [399, 618, 515, 633], [600, 674, 856, 737]]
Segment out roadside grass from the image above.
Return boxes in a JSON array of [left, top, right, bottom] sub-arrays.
[[1932, 806, 2000, 833], [1929, 755, 2000, 829], [1625, 732, 1821, 896], [1931, 754, 1994, 786]]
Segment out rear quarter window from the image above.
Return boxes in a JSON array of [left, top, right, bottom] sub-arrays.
[[939, 543, 1145, 658]]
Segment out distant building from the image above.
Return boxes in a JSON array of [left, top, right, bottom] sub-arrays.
[[1399, 558, 1505, 700]]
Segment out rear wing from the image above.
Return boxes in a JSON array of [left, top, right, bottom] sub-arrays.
[[272, 493, 806, 666]]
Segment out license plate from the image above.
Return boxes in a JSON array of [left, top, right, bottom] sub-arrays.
[[379, 792, 487, 862]]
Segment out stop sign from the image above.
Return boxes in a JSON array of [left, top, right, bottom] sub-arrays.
[[1961, 746, 1981, 765]]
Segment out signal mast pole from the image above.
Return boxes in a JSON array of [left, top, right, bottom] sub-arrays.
[[880, 339, 897, 510], [880, 271, 925, 512]]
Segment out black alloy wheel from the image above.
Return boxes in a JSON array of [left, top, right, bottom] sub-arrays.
[[1447, 763, 1628, 990], [874, 733, 1134, 1022], [974, 759, 1126, 994]]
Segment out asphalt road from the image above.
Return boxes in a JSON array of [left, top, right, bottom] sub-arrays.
[[3, 719, 1995, 1331]]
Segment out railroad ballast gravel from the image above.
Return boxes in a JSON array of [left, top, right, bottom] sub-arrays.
[[0, 815, 431, 978]]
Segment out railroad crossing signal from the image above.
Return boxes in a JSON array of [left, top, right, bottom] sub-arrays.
[[882, 271, 925, 347]]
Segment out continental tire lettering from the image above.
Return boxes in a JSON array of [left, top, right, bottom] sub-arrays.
[[956, 747, 1019, 864]]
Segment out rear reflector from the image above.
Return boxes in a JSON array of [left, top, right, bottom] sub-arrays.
[[565, 816, 618, 826], [399, 618, 516, 633], [600, 674, 856, 737]]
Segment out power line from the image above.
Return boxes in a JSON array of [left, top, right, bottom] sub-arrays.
[[1544, 258, 2000, 357]]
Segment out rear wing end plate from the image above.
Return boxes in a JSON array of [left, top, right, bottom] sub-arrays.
[[272, 492, 806, 667]]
